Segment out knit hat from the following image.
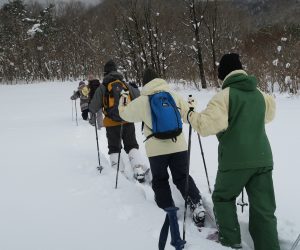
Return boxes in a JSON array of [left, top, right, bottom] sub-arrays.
[[142, 68, 158, 86], [104, 60, 117, 76], [78, 81, 85, 87], [218, 53, 243, 81]]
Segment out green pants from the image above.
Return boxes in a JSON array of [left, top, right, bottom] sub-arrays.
[[212, 167, 280, 250]]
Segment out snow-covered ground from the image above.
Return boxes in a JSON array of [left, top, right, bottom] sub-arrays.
[[0, 82, 299, 250]]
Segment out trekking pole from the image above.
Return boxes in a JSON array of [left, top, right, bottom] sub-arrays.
[[197, 133, 212, 194], [74, 99, 78, 126], [115, 123, 124, 189], [183, 101, 194, 241], [94, 113, 103, 173], [72, 100, 74, 121], [290, 233, 300, 250], [237, 189, 248, 213]]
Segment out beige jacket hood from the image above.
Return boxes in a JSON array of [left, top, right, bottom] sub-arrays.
[[140, 78, 170, 96]]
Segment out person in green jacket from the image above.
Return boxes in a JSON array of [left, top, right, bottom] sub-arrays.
[[185, 53, 280, 250]]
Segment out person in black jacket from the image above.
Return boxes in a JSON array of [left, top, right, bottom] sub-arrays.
[[87, 74, 103, 128], [89, 60, 149, 182]]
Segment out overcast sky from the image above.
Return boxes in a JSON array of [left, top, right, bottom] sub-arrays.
[[0, 0, 102, 7]]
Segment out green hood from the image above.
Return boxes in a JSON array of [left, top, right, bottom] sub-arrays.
[[222, 73, 257, 91]]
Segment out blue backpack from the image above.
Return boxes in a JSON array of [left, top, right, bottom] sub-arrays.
[[145, 91, 182, 141]]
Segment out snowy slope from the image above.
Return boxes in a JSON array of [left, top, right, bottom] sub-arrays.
[[0, 82, 299, 250]]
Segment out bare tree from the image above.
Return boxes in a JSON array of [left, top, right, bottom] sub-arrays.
[[183, 0, 208, 89]]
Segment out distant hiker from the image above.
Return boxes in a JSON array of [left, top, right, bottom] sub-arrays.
[[118, 68, 206, 227], [89, 60, 149, 182], [87, 74, 103, 129], [70, 81, 90, 120], [185, 53, 280, 250]]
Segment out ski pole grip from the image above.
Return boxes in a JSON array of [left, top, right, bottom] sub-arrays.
[[188, 95, 194, 111], [187, 95, 194, 124]]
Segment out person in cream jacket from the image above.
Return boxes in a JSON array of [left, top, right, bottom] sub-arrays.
[[119, 68, 206, 227]]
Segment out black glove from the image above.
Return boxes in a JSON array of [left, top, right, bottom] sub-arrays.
[[129, 81, 139, 88], [82, 109, 89, 120], [70, 90, 79, 100]]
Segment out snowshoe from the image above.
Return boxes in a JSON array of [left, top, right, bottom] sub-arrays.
[[207, 231, 242, 249], [96, 166, 103, 172], [188, 199, 206, 228], [134, 167, 152, 184], [207, 231, 219, 242], [133, 165, 147, 183]]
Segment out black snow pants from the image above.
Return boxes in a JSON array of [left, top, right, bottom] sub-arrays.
[[149, 151, 201, 209], [106, 123, 139, 154]]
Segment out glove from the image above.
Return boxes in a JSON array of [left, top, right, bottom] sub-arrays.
[[186, 95, 197, 124], [70, 91, 78, 100], [120, 90, 130, 106], [129, 81, 139, 88], [187, 95, 197, 111], [81, 109, 89, 120]]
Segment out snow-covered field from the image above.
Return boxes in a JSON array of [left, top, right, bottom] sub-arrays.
[[0, 82, 299, 250]]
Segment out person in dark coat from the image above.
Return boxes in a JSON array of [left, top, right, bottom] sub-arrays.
[[89, 60, 149, 182], [86, 74, 103, 128]]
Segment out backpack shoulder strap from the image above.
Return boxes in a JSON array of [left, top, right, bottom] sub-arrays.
[[107, 80, 121, 92]]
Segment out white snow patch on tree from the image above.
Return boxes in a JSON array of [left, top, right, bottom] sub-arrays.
[[277, 46, 282, 53], [22, 18, 37, 23], [191, 45, 198, 52], [126, 60, 132, 67], [281, 37, 288, 42], [273, 59, 279, 66], [285, 76, 292, 85], [27, 24, 43, 38]]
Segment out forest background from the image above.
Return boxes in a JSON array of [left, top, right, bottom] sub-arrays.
[[0, 0, 299, 93]]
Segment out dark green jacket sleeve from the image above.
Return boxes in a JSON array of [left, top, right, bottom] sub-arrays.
[[89, 85, 105, 114]]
